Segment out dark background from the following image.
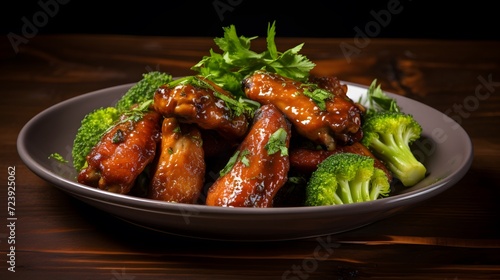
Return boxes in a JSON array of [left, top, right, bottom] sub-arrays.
[[2, 0, 499, 40]]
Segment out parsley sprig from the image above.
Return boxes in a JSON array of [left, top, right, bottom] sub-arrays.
[[359, 79, 401, 113], [191, 21, 316, 98]]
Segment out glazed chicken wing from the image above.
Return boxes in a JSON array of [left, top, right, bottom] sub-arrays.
[[149, 118, 205, 204], [77, 110, 162, 194], [153, 77, 249, 141], [309, 75, 351, 99], [243, 71, 364, 150], [289, 142, 392, 181], [205, 104, 291, 207]]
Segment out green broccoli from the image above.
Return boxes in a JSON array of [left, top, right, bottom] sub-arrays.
[[305, 153, 391, 206], [115, 71, 172, 112], [72, 71, 172, 172], [361, 111, 427, 187], [72, 106, 119, 171], [358, 79, 427, 187]]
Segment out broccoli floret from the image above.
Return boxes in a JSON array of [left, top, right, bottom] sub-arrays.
[[357, 79, 427, 187], [305, 153, 391, 206], [72, 107, 119, 171], [72, 72, 171, 172], [115, 71, 172, 112], [72, 99, 156, 172], [361, 110, 426, 187]]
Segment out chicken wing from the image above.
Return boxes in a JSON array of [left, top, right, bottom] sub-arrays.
[[77, 110, 162, 194], [289, 142, 393, 181], [243, 71, 363, 150], [149, 117, 205, 204], [205, 104, 291, 207], [153, 76, 249, 141]]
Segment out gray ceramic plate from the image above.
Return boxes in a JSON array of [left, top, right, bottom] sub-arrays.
[[17, 82, 473, 241]]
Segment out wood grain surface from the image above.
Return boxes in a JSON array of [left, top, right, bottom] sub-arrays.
[[1, 35, 499, 279]]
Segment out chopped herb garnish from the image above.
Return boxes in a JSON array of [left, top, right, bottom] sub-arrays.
[[48, 153, 68, 163], [213, 92, 260, 118], [122, 99, 153, 122], [219, 150, 240, 176], [301, 84, 333, 111], [265, 128, 288, 156], [219, 149, 252, 177], [112, 129, 125, 144], [239, 149, 251, 167], [169, 76, 260, 118]]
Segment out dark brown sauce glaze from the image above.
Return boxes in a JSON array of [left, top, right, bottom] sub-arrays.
[[153, 77, 249, 141], [243, 71, 364, 150], [77, 110, 162, 194], [205, 104, 291, 207]]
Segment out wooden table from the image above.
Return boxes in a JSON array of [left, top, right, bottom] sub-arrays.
[[1, 35, 499, 279]]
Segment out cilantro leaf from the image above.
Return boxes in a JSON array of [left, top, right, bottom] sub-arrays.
[[265, 128, 289, 156], [219, 150, 240, 177], [266, 22, 278, 59], [301, 84, 333, 111], [191, 21, 315, 98], [219, 149, 251, 177], [359, 79, 401, 113], [269, 44, 316, 81]]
